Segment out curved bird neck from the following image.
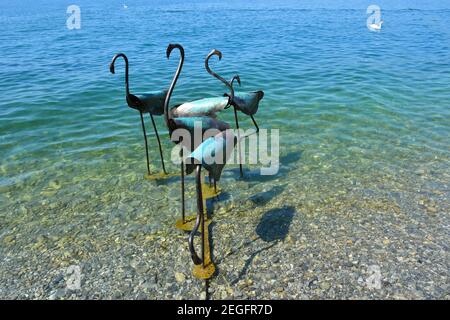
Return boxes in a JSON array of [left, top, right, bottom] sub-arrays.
[[205, 54, 234, 104], [165, 49, 184, 130]]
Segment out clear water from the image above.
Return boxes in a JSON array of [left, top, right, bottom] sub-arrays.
[[0, 0, 449, 298]]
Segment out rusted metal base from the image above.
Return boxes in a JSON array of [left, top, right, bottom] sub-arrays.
[[175, 215, 211, 232], [193, 261, 216, 280], [201, 183, 221, 199], [144, 172, 178, 181]]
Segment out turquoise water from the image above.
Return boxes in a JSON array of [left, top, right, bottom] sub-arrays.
[[0, 0, 449, 298]]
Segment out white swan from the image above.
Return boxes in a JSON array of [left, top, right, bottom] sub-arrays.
[[369, 20, 383, 31]]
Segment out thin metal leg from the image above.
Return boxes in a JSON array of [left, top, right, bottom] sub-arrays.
[[148, 112, 167, 174], [250, 114, 259, 133], [233, 106, 243, 178], [201, 203, 205, 268], [181, 146, 185, 223], [198, 167, 205, 267], [189, 164, 216, 279], [204, 280, 210, 300], [189, 164, 204, 265], [139, 111, 151, 176]]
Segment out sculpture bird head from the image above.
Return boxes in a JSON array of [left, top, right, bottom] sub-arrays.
[[231, 75, 241, 87], [110, 53, 128, 74], [166, 43, 184, 59], [207, 49, 222, 61]]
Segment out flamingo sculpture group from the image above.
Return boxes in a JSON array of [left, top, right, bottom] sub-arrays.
[[109, 43, 264, 280]]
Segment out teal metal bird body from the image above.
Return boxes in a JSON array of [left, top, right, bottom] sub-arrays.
[[171, 96, 229, 118], [185, 130, 237, 181], [229, 90, 264, 116], [130, 90, 167, 115], [109, 53, 168, 176]]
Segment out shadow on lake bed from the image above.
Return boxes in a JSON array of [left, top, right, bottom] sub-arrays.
[[231, 206, 296, 284]]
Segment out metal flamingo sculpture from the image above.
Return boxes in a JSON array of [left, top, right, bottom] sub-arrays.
[[109, 53, 169, 180], [164, 44, 232, 230], [224, 74, 265, 177], [205, 51, 264, 133], [185, 131, 237, 279], [229, 75, 259, 131]]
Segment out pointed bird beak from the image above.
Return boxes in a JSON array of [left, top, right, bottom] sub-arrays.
[[215, 50, 222, 60]]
